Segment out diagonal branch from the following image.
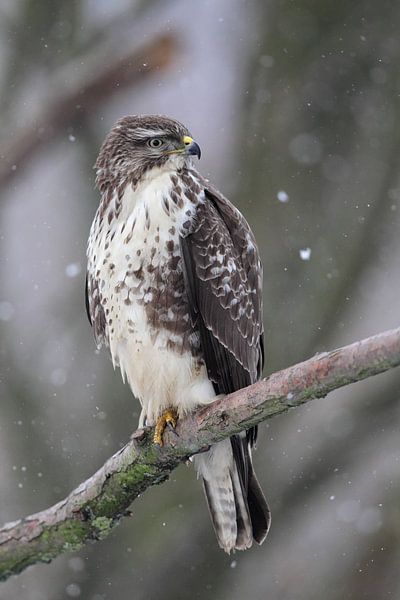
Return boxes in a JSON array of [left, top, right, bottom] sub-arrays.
[[0, 33, 176, 189], [0, 327, 399, 581]]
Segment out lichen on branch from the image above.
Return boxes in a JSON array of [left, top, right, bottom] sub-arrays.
[[0, 326, 399, 582]]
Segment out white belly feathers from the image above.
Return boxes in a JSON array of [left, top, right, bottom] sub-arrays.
[[88, 166, 215, 425]]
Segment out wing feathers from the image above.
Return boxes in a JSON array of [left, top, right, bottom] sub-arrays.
[[85, 272, 107, 348], [180, 188, 263, 393], [181, 185, 270, 550]]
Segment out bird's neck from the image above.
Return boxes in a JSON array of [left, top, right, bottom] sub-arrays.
[[96, 164, 202, 230]]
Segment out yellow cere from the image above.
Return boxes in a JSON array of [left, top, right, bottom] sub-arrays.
[[183, 136, 193, 145]]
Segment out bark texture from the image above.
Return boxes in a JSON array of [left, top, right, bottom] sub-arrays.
[[0, 327, 399, 581]]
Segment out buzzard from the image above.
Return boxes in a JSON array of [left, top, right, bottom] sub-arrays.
[[86, 115, 271, 552]]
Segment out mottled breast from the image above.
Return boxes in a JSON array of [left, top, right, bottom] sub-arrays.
[[87, 166, 204, 365]]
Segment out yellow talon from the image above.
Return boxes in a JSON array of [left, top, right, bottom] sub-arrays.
[[153, 409, 178, 446]]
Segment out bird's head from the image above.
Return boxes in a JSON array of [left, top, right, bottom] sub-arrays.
[[95, 114, 201, 192]]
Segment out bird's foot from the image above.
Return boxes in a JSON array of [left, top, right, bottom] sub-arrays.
[[153, 409, 178, 446]]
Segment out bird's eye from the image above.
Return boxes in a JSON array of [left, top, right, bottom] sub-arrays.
[[148, 138, 164, 148]]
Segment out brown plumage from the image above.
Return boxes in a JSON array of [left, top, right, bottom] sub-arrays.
[[86, 114, 271, 552]]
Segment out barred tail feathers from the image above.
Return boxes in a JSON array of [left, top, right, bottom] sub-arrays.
[[193, 436, 270, 553]]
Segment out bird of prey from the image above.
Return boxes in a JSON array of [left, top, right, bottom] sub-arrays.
[[86, 115, 271, 552]]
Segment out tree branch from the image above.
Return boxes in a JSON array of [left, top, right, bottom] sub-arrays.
[[0, 33, 177, 188], [1, 327, 399, 581]]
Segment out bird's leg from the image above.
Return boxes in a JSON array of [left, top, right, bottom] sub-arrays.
[[153, 408, 178, 446]]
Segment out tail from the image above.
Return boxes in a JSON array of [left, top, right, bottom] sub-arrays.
[[193, 434, 271, 553]]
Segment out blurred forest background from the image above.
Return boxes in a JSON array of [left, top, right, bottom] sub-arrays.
[[1, 1, 400, 599]]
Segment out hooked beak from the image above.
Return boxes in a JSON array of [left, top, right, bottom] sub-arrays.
[[182, 135, 201, 159], [165, 135, 201, 160]]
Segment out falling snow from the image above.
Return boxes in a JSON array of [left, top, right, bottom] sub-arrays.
[[277, 190, 289, 203], [1, 4, 399, 597], [65, 263, 82, 278], [299, 248, 311, 261]]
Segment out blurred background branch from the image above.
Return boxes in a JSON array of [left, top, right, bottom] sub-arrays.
[[0, 326, 399, 583], [0, 33, 176, 188], [1, 1, 399, 599]]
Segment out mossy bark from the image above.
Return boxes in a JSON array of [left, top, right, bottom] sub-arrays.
[[0, 326, 399, 581]]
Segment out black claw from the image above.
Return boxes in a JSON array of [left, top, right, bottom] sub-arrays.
[[166, 422, 179, 437]]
